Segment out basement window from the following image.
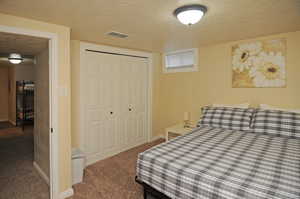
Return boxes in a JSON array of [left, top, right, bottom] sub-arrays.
[[163, 48, 199, 73]]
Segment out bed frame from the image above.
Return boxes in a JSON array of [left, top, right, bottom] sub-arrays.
[[135, 176, 171, 199]]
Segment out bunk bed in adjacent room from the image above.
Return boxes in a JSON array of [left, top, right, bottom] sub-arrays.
[[16, 80, 34, 130]]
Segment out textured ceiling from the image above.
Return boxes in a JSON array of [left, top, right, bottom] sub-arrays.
[[0, 0, 299, 52], [0, 32, 48, 55]]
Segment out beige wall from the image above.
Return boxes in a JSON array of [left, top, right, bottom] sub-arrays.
[[0, 62, 35, 124], [34, 48, 50, 178], [155, 31, 300, 136], [0, 65, 9, 121], [0, 13, 72, 193], [8, 65, 16, 124], [70, 40, 80, 147], [0, 63, 35, 125], [15, 63, 35, 81]]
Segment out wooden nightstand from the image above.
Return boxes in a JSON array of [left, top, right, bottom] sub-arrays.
[[165, 123, 195, 141]]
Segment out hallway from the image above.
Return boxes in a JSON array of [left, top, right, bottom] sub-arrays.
[[0, 126, 49, 199]]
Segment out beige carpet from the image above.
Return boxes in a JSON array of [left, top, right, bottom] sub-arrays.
[[69, 139, 164, 199], [0, 126, 50, 199]]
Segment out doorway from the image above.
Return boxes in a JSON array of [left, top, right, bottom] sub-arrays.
[[0, 29, 56, 199]]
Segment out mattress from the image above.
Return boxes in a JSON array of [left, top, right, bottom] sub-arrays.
[[137, 126, 300, 199]]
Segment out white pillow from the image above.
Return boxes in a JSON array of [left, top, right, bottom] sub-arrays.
[[212, 103, 250, 109], [260, 104, 300, 113]]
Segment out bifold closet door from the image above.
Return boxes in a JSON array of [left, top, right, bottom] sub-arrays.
[[119, 56, 148, 150], [84, 51, 148, 164]]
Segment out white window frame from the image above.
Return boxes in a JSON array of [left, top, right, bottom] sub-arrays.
[[162, 48, 199, 73]]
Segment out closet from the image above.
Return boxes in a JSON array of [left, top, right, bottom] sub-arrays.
[[72, 42, 151, 165]]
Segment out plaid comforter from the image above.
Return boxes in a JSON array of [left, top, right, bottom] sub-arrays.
[[137, 126, 300, 199]]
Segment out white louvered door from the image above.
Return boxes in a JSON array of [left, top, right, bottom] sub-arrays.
[[83, 51, 149, 165]]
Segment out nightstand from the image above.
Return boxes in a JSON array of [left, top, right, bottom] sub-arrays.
[[165, 123, 195, 141]]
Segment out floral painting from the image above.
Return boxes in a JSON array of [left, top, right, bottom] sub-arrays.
[[232, 38, 286, 88]]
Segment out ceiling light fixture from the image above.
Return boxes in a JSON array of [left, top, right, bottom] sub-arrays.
[[174, 4, 207, 26], [8, 53, 23, 64]]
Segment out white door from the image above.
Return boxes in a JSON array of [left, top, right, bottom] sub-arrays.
[[84, 51, 148, 165], [119, 56, 148, 150]]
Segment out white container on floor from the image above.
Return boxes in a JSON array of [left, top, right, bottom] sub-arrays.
[[72, 148, 85, 185]]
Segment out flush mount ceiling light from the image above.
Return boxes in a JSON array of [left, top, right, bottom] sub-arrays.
[[8, 53, 23, 64], [174, 4, 207, 26]]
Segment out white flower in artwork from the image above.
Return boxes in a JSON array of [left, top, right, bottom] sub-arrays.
[[249, 52, 286, 87], [232, 42, 262, 72]]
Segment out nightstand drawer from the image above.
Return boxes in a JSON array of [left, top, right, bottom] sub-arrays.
[[165, 123, 195, 142]]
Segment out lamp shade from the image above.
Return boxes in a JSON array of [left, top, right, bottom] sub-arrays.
[[184, 112, 190, 121]]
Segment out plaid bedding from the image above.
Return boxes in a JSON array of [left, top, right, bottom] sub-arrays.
[[252, 109, 300, 138], [198, 107, 254, 131], [137, 126, 300, 199]]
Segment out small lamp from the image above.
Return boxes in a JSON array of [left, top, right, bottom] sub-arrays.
[[183, 112, 190, 128]]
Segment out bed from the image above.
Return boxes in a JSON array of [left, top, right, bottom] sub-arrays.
[[136, 107, 300, 199]]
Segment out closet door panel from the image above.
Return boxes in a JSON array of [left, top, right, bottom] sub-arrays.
[[136, 112, 146, 141], [117, 117, 127, 149], [118, 56, 132, 148], [118, 57, 129, 149], [100, 117, 117, 154], [85, 53, 101, 156], [86, 78, 99, 107], [85, 121, 100, 155], [85, 53, 99, 108], [85, 107, 107, 156], [132, 58, 148, 144], [83, 50, 149, 164], [122, 56, 137, 147], [98, 54, 120, 155]]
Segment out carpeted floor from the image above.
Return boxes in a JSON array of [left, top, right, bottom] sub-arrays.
[[0, 126, 50, 199], [69, 139, 165, 199], [0, 126, 24, 138]]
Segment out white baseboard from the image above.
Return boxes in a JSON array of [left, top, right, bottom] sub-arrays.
[[8, 120, 16, 125], [0, 119, 16, 126], [150, 135, 165, 142], [33, 161, 50, 185], [59, 188, 74, 199], [86, 138, 149, 166]]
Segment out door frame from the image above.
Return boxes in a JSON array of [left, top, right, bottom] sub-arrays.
[[79, 42, 153, 153], [0, 25, 59, 199]]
